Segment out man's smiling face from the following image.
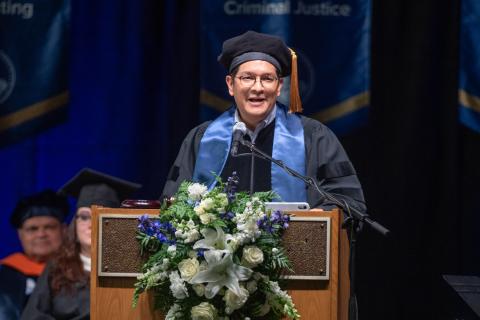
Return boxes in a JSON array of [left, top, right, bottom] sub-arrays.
[[226, 60, 283, 130]]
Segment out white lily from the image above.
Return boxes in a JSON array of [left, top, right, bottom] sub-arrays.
[[190, 250, 253, 299], [193, 226, 234, 251]]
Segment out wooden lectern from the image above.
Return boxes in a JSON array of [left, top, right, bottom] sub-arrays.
[[91, 206, 349, 320]]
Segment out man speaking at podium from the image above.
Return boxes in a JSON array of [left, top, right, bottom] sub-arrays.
[[162, 30, 366, 213]]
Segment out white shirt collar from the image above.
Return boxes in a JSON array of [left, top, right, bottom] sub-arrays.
[[234, 104, 277, 143], [80, 254, 91, 272]]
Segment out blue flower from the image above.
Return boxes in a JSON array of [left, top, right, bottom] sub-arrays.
[[220, 211, 235, 220], [258, 210, 290, 233], [224, 172, 239, 203], [137, 215, 176, 244], [197, 248, 206, 258]]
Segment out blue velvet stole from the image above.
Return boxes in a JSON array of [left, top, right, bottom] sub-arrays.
[[271, 105, 307, 202], [193, 107, 235, 189], [192, 104, 307, 202]]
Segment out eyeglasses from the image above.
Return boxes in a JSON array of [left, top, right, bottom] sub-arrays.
[[235, 75, 279, 88]]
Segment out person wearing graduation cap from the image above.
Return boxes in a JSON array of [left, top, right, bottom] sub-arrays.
[[161, 30, 366, 213], [0, 190, 69, 319], [21, 168, 141, 320]]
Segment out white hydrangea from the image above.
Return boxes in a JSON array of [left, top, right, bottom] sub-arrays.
[[187, 183, 208, 200], [176, 219, 201, 243], [233, 198, 265, 241], [169, 271, 189, 299]]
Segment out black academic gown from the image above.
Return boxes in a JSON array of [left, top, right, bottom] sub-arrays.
[[20, 264, 89, 320], [0, 265, 32, 320], [161, 114, 367, 213]]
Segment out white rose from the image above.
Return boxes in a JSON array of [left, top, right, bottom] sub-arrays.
[[188, 183, 208, 200], [241, 246, 264, 268], [194, 205, 206, 215], [223, 287, 249, 314], [178, 258, 199, 281], [192, 283, 205, 296], [217, 193, 229, 207], [199, 213, 216, 225], [185, 229, 200, 243], [201, 198, 214, 210], [199, 213, 210, 224], [191, 302, 217, 320]]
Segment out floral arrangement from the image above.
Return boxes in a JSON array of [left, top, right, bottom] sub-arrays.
[[132, 174, 299, 320]]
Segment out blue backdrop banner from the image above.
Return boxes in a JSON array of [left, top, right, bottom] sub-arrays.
[[0, 1, 200, 259], [459, 0, 480, 133], [200, 0, 371, 135], [0, 0, 70, 146]]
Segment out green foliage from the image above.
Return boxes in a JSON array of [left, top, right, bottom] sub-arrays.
[[132, 178, 300, 319]]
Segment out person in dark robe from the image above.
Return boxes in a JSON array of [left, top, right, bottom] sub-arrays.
[[21, 168, 141, 320], [0, 190, 68, 319], [161, 30, 366, 213]]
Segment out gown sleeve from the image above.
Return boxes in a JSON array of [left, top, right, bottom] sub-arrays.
[[160, 122, 210, 199], [20, 265, 55, 320], [303, 117, 367, 213]]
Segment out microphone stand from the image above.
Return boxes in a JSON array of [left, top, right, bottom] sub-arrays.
[[250, 149, 255, 196], [236, 137, 390, 320], [230, 149, 256, 196]]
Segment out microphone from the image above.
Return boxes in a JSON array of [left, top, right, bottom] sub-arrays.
[[231, 122, 247, 156]]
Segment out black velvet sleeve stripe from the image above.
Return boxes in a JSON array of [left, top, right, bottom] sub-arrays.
[[167, 166, 180, 182], [316, 161, 356, 180]]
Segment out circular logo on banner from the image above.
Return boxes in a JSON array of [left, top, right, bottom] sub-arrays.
[[0, 50, 16, 104]]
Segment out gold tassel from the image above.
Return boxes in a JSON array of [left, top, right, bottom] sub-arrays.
[[289, 48, 303, 113]]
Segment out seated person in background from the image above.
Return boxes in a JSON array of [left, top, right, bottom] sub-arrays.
[[161, 30, 366, 213], [21, 168, 141, 320], [0, 190, 68, 319]]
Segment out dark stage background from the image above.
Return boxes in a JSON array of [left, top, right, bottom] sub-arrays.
[[1, 1, 479, 319]]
